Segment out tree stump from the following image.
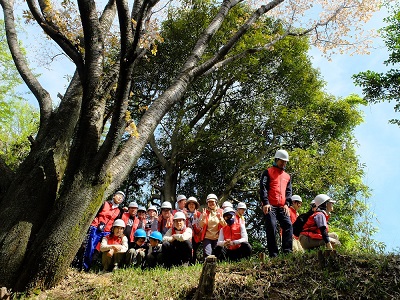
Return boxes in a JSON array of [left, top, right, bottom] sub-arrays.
[[195, 255, 217, 300]]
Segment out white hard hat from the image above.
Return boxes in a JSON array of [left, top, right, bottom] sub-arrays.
[[185, 197, 200, 209], [177, 194, 187, 202], [274, 149, 289, 162], [147, 205, 158, 212], [161, 201, 172, 209], [173, 211, 186, 220], [223, 207, 235, 216], [291, 195, 302, 202], [137, 206, 146, 212], [112, 219, 126, 228], [206, 194, 218, 201], [222, 201, 233, 208], [313, 194, 332, 207], [128, 202, 139, 208], [115, 191, 126, 199], [237, 202, 247, 209]]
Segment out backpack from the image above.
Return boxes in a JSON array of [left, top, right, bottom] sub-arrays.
[[292, 210, 313, 237]]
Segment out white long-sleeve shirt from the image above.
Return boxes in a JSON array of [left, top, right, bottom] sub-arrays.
[[216, 223, 248, 247], [163, 227, 193, 242], [100, 235, 128, 253]]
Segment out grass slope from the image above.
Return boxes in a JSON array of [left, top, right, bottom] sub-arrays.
[[19, 251, 400, 300]]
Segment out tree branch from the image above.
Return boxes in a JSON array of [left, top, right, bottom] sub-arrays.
[[27, 0, 84, 78], [0, 0, 52, 132]]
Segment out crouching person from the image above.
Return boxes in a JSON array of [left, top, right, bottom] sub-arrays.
[[299, 194, 341, 250], [214, 207, 252, 262], [125, 228, 148, 268], [145, 231, 164, 268], [162, 212, 193, 267], [100, 219, 128, 272]]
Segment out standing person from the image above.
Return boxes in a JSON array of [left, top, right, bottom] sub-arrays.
[[259, 149, 293, 258], [82, 190, 124, 271], [299, 194, 341, 250], [121, 202, 140, 248], [185, 196, 202, 264], [235, 202, 247, 225], [198, 194, 226, 259], [137, 206, 147, 230], [145, 205, 159, 237], [162, 212, 193, 267], [214, 207, 252, 261], [173, 195, 187, 215], [289, 195, 304, 252], [99, 219, 128, 272], [158, 201, 174, 235]]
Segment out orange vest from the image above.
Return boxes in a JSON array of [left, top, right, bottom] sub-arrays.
[[91, 202, 121, 232], [267, 167, 291, 207], [222, 223, 242, 250], [188, 210, 202, 243], [301, 211, 329, 240], [105, 234, 123, 245]]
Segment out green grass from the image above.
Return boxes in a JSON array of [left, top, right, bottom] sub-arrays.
[[17, 251, 400, 300]]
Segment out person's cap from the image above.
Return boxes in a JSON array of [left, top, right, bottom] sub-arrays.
[[137, 206, 146, 212], [128, 202, 139, 208], [206, 194, 218, 201], [177, 194, 187, 202], [185, 197, 200, 209], [147, 205, 158, 212], [291, 195, 302, 202], [115, 191, 126, 199]]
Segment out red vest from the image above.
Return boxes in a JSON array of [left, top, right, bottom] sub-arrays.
[[91, 202, 121, 232], [158, 214, 174, 234], [105, 234, 123, 245], [222, 223, 242, 250], [121, 213, 140, 242], [266, 167, 290, 207], [301, 211, 329, 240], [235, 213, 245, 226]]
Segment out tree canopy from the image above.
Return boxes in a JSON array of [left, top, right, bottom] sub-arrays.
[[0, 0, 382, 292], [353, 2, 400, 125]]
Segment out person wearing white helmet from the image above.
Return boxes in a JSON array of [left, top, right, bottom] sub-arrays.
[[80, 190, 124, 271], [185, 196, 202, 264], [299, 194, 341, 250], [162, 211, 193, 267], [173, 194, 188, 215], [235, 202, 247, 225], [214, 207, 252, 262], [145, 205, 159, 237], [99, 219, 128, 272], [198, 193, 227, 259], [137, 206, 147, 230], [259, 149, 293, 258], [157, 201, 174, 235], [288, 195, 304, 253], [222, 201, 233, 209], [121, 202, 141, 248]]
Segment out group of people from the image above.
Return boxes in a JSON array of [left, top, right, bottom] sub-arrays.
[[78, 193, 252, 272], [260, 149, 341, 258], [76, 148, 340, 273]]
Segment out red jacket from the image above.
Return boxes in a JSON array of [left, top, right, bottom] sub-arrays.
[[222, 223, 242, 250], [188, 211, 202, 243], [91, 202, 122, 232]]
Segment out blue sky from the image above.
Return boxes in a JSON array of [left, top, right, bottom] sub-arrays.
[[310, 8, 400, 252], [16, 4, 398, 252]]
